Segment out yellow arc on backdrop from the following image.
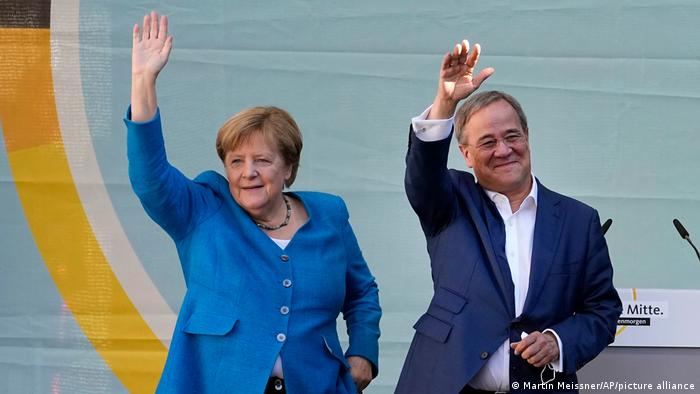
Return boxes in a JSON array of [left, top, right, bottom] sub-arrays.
[[0, 27, 166, 393]]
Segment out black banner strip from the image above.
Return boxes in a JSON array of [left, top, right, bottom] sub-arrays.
[[0, 0, 51, 29]]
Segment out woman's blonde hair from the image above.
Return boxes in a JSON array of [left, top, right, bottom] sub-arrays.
[[216, 106, 303, 187]]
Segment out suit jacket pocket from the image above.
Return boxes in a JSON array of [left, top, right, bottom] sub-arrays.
[[322, 335, 351, 370], [432, 286, 468, 313], [183, 312, 238, 336], [413, 313, 453, 343]]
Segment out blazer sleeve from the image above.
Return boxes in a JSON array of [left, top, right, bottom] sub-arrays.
[[337, 198, 382, 377], [124, 106, 217, 240], [549, 209, 623, 374], [404, 126, 459, 236]]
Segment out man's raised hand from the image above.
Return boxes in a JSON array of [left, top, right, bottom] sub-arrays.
[[428, 40, 494, 120]]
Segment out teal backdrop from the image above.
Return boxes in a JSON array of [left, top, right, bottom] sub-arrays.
[[1, 1, 699, 392]]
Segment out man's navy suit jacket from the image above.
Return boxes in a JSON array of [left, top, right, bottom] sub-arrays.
[[396, 129, 622, 393]]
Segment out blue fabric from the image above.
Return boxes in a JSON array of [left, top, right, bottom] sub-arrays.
[[480, 192, 516, 317], [124, 108, 381, 394], [396, 128, 622, 394]]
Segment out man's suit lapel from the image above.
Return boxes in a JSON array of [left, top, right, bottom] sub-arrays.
[[523, 180, 563, 315], [460, 180, 513, 316]]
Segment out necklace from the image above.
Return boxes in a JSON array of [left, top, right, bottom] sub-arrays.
[[255, 195, 291, 231]]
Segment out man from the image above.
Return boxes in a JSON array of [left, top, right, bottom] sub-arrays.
[[395, 40, 622, 393]]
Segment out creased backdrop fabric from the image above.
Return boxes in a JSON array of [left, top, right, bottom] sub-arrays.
[[1, 1, 699, 392]]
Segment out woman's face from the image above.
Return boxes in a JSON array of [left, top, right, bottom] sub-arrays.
[[224, 133, 292, 219]]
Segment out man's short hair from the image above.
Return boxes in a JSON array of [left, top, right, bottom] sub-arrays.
[[454, 91, 528, 144]]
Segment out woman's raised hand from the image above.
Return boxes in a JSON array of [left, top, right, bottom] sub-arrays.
[[130, 11, 172, 121], [132, 11, 172, 80]]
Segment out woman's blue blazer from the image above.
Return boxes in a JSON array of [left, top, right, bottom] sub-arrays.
[[125, 108, 381, 393]]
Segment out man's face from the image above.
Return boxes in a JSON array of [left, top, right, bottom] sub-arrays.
[[458, 99, 532, 196]]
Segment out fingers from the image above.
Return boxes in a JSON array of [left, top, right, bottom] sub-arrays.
[[520, 340, 544, 360], [528, 351, 550, 368], [351, 371, 370, 391], [142, 13, 151, 40], [466, 42, 481, 68], [473, 67, 495, 87], [441, 52, 451, 70], [511, 332, 557, 367], [150, 10, 158, 39], [441, 52, 467, 78], [133, 23, 140, 43], [437, 38, 492, 101], [443, 44, 459, 69], [158, 14, 168, 40], [513, 333, 542, 359], [347, 356, 372, 391], [529, 343, 556, 367], [162, 35, 174, 57], [511, 333, 537, 356], [459, 40, 469, 65], [442, 39, 485, 72], [139, 11, 169, 43], [520, 350, 547, 366]]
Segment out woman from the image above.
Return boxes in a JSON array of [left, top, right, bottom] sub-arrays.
[[127, 11, 381, 394]]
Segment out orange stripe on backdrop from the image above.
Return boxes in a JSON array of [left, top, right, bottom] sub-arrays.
[[0, 28, 166, 392], [0, 28, 61, 151]]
